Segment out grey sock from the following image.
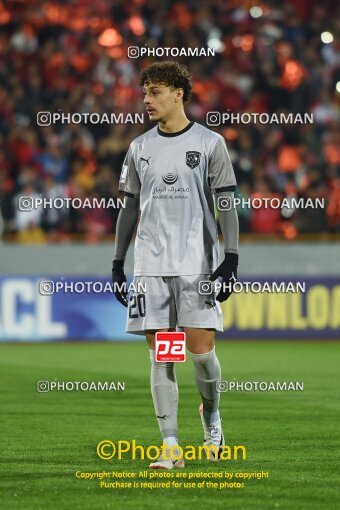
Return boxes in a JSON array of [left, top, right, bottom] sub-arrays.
[[190, 347, 221, 426], [150, 350, 178, 439]]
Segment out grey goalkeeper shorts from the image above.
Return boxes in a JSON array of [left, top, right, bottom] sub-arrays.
[[126, 275, 223, 335]]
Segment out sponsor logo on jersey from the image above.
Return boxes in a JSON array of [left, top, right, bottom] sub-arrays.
[[140, 156, 151, 165], [162, 172, 178, 184], [119, 164, 128, 183]]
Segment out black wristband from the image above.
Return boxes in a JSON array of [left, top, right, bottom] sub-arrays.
[[224, 252, 238, 268], [112, 259, 125, 271]]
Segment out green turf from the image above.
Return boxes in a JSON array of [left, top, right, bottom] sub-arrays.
[[0, 341, 339, 510]]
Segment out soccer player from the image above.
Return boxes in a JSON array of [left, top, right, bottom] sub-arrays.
[[112, 61, 239, 469]]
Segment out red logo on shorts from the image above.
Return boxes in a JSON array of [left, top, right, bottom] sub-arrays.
[[155, 332, 186, 362]]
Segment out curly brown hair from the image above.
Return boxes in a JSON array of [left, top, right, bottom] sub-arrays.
[[140, 61, 192, 102]]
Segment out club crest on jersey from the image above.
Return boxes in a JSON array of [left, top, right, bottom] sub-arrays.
[[186, 151, 201, 169]]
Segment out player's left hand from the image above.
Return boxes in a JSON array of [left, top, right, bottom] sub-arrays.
[[209, 253, 238, 303]]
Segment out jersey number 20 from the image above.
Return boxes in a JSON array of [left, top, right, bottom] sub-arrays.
[[129, 294, 146, 318]]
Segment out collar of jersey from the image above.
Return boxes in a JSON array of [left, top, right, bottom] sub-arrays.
[[157, 121, 194, 137]]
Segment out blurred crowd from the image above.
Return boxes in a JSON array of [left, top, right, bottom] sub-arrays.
[[0, 0, 339, 243]]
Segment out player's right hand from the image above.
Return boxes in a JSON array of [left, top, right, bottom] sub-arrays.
[[112, 259, 128, 307]]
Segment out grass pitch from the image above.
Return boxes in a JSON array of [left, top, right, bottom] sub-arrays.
[[0, 341, 339, 510]]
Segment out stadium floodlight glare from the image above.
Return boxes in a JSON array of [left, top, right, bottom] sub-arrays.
[[320, 31, 333, 44], [207, 37, 225, 52], [250, 6, 263, 18], [208, 29, 225, 53], [336, 81, 340, 94]]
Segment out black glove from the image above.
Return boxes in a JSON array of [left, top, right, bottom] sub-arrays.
[[209, 253, 238, 303], [112, 259, 128, 307]]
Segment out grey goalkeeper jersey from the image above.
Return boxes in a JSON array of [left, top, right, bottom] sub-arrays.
[[119, 122, 236, 276]]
